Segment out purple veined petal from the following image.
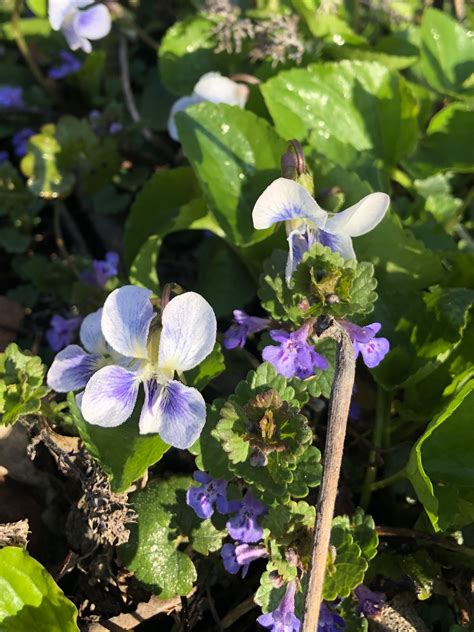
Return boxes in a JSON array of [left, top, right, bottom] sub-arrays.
[[74, 4, 111, 41], [262, 343, 295, 379], [47, 345, 97, 392], [139, 379, 206, 449], [167, 94, 204, 142], [223, 323, 247, 349], [81, 365, 139, 427], [137, 379, 161, 434], [79, 308, 107, 355], [318, 229, 355, 260], [340, 320, 374, 344], [252, 178, 327, 230], [359, 336, 390, 369], [101, 285, 154, 359], [193, 72, 248, 108], [325, 192, 390, 237], [186, 486, 214, 519], [286, 227, 311, 284], [158, 292, 216, 373]]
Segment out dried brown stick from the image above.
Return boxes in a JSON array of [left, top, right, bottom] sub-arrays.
[[301, 319, 355, 631]]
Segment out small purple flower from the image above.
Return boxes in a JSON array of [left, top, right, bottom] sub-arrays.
[[12, 128, 34, 158], [224, 310, 270, 349], [262, 322, 329, 380], [0, 151, 9, 163], [257, 581, 301, 631], [340, 321, 389, 369], [49, 50, 82, 79], [0, 86, 24, 109], [46, 315, 82, 352], [81, 251, 119, 287], [226, 489, 267, 543], [318, 603, 345, 631], [109, 121, 123, 135], [354, 585, 384, 618], [186, 471, 229, 519], [222, 542, 268, 577]]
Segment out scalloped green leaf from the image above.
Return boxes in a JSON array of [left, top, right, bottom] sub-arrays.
[[0, 344, 49, 426], [189, 401, 234, 481], [260, 243, 377, 326], [0, 547, 78, 631], [332, 509, 379, 562], [323, 526, 367, 600], [68, 393, 169, 493]]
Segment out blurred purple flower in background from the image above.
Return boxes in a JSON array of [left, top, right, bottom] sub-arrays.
[[80, 251, 119, 287], [262, 322, 328, 379], [49, 50, 82, 79], [0, 85, 24, 109], [12, 128, 34, 158], [318, 603, 345, 631], [224, 309, 270, 349], [0, 151, 9, 163], [46, 314, 82, 352]]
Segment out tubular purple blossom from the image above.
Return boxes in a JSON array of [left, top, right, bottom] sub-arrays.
[[257, 581, 301, 631], [223, 310, 270, 349], [226, 489, 267, 543], [339, 321, 389, 368], [46, 315, 82, 352], [262, 321, 328, 379]]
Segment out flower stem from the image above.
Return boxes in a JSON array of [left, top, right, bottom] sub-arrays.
[[301, 319, 355, 632], [11, 0, 55, 97], [369, 467, 406, 491], [360, 386, 392, 509]]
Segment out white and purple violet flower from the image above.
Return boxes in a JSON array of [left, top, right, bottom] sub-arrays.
[[48, 285, 217, 449], [252, 177, 390, 285], [49, 0, 111, 53], [167, 72, 249, 142]]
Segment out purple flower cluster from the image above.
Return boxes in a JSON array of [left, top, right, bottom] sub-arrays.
[[262, 322, 328, 379], [46, 314, 82, 352], [223, 310, 270, 349], [0, 85, 24, 109], [89, 110, 123, 136], [80, 251, 119, 287], [340, 321, 389, 368], [186, 476, 268, 578], [49, 50, 82, 80]]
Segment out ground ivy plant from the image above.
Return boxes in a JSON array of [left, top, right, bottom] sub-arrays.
[[0, 1, 473, 630]]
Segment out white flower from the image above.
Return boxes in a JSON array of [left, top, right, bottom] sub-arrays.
[[167, 72, 249, 142], [78, 286, 217, 449], [49, 0, 111, 53], [252, 177, 390, 283]]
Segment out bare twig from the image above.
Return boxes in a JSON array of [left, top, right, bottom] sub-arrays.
[[376, 526, 474, 559], [301, 318, 355, 631], [53, 202, 81, 278], [221, 595, 257, 629], [11, 0, 55, 96]]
